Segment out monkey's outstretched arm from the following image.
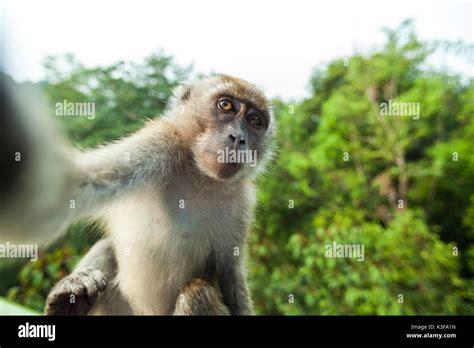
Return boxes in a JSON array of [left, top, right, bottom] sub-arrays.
[[67, 120, 182, 220], [0, 74, 78, 244], [1, 72, 182, 243]]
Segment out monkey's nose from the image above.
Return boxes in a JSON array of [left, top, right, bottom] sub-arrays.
[[229, 134, 246, 146]]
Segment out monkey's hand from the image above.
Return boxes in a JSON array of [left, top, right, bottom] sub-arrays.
[[44, 268, 107, 316]]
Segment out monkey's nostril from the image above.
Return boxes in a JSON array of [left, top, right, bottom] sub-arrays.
[[229, 134, 245, 146]]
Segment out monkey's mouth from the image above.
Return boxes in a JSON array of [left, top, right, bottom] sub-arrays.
[[199, 150, 242, 180], [215, 162, 241, 179]]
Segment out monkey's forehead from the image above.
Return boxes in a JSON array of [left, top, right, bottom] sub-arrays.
[[203, 74, 271, 111]]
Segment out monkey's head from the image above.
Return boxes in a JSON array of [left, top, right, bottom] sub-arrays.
[[169, 75, 276, 182]]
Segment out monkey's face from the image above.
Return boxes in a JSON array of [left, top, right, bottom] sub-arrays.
[[187, 76, 275, 181]]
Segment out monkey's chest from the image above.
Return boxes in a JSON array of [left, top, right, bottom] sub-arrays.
[[104, 185, 245, 314], [106, 197, 220, 314]]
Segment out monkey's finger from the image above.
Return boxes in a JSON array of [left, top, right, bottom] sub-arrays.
[[45, 283, 88, 316], [85, 268, 108, 292], [69, 295, 94, 316], [79, 274, 106, 301], [46, 290, 70, 307], [48, 282, 88, 304], [45, 301, 67, 316], [46, 292, 95, 316], [45, 290, 77, 316]]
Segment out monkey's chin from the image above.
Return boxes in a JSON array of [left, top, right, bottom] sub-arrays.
[[196, 152, 243, 181], [201, 162, 242, 182], [215, 163, 241, 180]]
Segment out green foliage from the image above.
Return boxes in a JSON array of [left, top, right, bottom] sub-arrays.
[[43, 51, 192, 146], [3, 222, 104, 312], [250, 209, 465, 314], [249, 20, 473, 314], [6, 243, 82, 312]]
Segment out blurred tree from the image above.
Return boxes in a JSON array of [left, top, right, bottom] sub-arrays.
[[249, 20, 473, 314], [43, 50, 192, 146]]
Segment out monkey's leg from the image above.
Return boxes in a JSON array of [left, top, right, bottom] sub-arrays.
[[216, 253, 254, 315], [173, 278, 230, 315], [45, 238, 121, 315]]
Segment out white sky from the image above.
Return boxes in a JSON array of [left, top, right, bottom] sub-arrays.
[[1, 0, 473, 99]]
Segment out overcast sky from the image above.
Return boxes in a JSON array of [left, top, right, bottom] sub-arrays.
[[1, 0, 472, 99]]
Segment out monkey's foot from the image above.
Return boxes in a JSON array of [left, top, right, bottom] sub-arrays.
[[44, 268, 107, 316], [174, 278, 230, 315]]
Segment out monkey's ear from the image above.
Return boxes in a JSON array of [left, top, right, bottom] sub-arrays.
[[173, 83, 193, 105]]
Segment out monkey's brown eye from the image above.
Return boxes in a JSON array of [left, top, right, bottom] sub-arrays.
[[217, 98, 235, 112], [247, 113, 263, 127]]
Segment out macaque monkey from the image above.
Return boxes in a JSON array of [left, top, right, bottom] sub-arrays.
[[40, 75, 275, 315]]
